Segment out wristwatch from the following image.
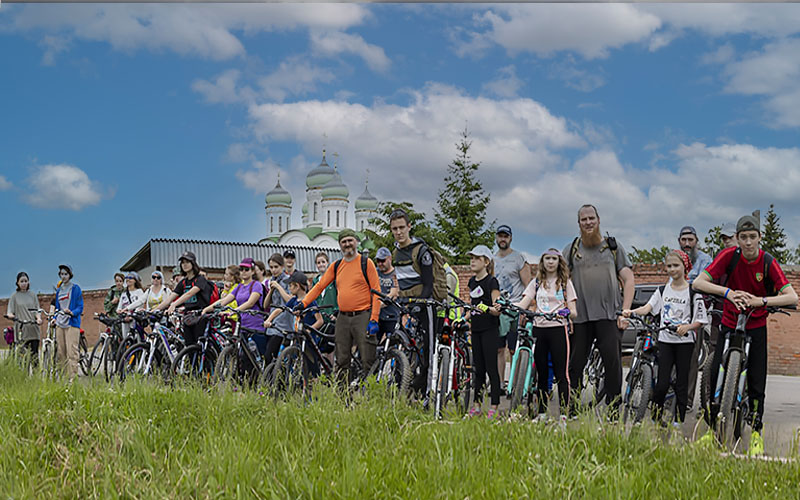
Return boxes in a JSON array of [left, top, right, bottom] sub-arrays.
[[762, 297, 768, 306]]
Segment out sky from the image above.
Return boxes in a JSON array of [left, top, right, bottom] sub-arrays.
[[2, 3, 800, 295]]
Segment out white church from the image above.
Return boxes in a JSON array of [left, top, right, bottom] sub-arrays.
[[258, 149, 380, 248]]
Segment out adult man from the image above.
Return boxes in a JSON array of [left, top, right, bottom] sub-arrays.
[[299, 229, 381, 381], [720, 223, 737, 250], [283, 250, 297, 275], [679, 226, 712, 283], [375, 247, 400, 342], [494, 225, 532, 387], [693, 211, 797, 455], [565, 205, 635, 416], [390, 208, 435, 393]]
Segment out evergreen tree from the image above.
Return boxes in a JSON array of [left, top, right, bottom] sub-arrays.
[[761, 204, 791, 263], [365, 201, 448, 257], [434, 127, 495, 264], [701, 225, 724, 257]]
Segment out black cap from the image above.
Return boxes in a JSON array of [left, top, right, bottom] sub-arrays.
[[283, 249, 296, 259], [496, 224, 512, 236], [679, 226, 697, 237], [179, 251, 197, 264], [288, 270, 308, 286], [736, 210, 761, 234]]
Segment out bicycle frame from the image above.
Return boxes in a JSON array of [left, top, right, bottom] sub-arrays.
[[507, 324, 535, 397]]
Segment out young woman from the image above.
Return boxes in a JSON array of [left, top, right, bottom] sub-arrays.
[[517, 249, 577, 421], [221, 265, 241, 300], [261, 254, 292, 365], [6, 272, 42, 364], [116, 272, 145, 314], [465, 245, 502, 419], [104, 273, 125, 318], [122, 271, 172, 312], [159, 252, 212, 346], [53, 264, 84, 379], [311, 252, 338, 311], [202, 258, 266, 352], [623, 249, 707, 424]]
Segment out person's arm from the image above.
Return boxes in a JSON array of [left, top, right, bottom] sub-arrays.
[[158, 291, 180, 311], [488, 289, 502, 316], [617, 267, 635, 329], [270, 281, 293, 303], [235, 290, 262, 312], [310, 312, 323, 330], [519, 258, 533, 288], [624, 286, 657, 318], [389, 273, 399, 300], [71, 285, 84, 318], [104, 288, 115, 314], [125, 290, 148, 312], [692, 272, 748, 309], [515, 293, 534, 311], [303, 265, 335, 307], [168, 285, 201, 312], [6, 294, 15, 320], [366, 259, 382, 323], [203, 292, 235, 314], [263, 308, 280, 329]]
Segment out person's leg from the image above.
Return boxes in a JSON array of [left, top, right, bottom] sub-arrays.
[[483, 328, 502, 407], [65, 326, 81, 378], [534, 327, 551, 415], [333, 314, 354, 382], [25, 339, 40, 368], [595, 320, 623, 409], [353, 313, 375, 377], [567, 322, 592, 393], [746, 326, 768, 432], [550, 325, 570, 415], [652, 342, 675, 422], [264, 335, 283, 366], [673, 342, 694, 423], [55, 326, 67, 369], [472, 330, 487, 406]]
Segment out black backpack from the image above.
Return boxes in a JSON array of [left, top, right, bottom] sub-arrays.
[[721, 247, 775, 296], [567, 235, 618, 271], [333, 253, 370, 286]]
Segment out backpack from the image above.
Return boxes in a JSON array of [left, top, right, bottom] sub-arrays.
[[567, 235, 618, 272], [410, 241, 449, 302], [722, 247, 775, 296], [333, 253, 370, 287], [208, 281, 220, 304]]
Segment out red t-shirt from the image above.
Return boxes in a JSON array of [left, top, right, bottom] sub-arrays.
[[703, 247, 790, 329]]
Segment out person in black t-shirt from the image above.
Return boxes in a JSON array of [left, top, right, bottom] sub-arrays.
[[158, 251, 211, 345], [465, 245, 502, 419]]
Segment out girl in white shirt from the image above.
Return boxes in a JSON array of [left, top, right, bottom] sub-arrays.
[[122, 271, 172, 312]]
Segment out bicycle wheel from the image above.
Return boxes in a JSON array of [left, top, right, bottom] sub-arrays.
[[717, 350, 741, 449], [41, 341, 55, 380], [699, 349, 714, 418], [509, 349, 529, 414], [367, 347, 411, 396], [171, 344, 217, 385], [627, 364, 652, 424], [273, 346, 308, 396], [88, 338, 107, 378], [214, 345, 240, 389], [434, 349, 450, 419], [118, 343, 150, 382], [78, 334, 89, 376], [454, 348, 473, 415]]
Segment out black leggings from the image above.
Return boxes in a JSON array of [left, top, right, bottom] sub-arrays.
[[569, 320, 623, 408], [22, 340, 40, 368], [534, 325, 570, 415], [264, 335, 284, 366], [472, 328, 501, 406], [653, 341, 693, 423], [182, 318, 207, 346]]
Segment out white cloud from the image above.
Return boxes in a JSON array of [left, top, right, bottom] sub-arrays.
[[482, 65, 524, 98], [310, 31, 390, 73], [192, 69, 254, 105], [10, 4, 371, 61], [39, 34, 71, 66], [24, 164, 110, 210], [258, 57, 336, 102], [643, 4, 800, 39], [549, 57, 606, 92], [0, 175, 12, 191], [235, 155, 307, 196]]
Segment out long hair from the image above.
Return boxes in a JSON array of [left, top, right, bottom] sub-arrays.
[[537, 251, 570, 292], [15, 272, 29, 292], [225, 265, 241, 286], [478, 256, 494, 276], [254, 260, 268, 280]]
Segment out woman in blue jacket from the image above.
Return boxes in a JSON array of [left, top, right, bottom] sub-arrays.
[[54, 264, 83, 380]]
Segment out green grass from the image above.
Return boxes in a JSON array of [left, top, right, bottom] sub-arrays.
[[0, 361, 798, 499]]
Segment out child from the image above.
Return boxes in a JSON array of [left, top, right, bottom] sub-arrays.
[[623, 249, 707, 424], [516, 249, 577, 421], [271, 271, 325, 375], [466, 245, 502, 419], [262, 254, 293, 365]]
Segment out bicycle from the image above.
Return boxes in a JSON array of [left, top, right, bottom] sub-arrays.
[[368, 290, 415, 396], [4, 312, 40, 376], [118, 310, 185, 382], [170, 310, 232, 385], [578, 338, 605, 409], [89, 313, 125, 381], [704, 303, 791, 451]]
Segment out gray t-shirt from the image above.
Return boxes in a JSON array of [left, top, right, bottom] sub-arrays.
[[563, 238, 632, 324], [267, 272, 293, 337], [494, 249, 527, 302], [378, 269, 399, 321], [7, 291, 40, 341]]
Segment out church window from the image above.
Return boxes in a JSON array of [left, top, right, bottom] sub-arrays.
[[327, 210, 330, 227], [278, 216, 282, 232], [336, 210, 340, 227], [270, 217, 274, 233], [314, 202, 318, 220]]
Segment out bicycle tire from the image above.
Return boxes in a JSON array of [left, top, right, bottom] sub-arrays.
[[367, 347, 411, 396], [632, 364, 652, 424], [717, 350, 741, 449], [455, 347, 473, 415], [699, 348, 714, 417], [214, 345, 239, 388], [78, 334, 89, 376], [171, 344, 217, 385], [509, 349, 529, 414], [118, 343, 150, 382], [274, 346, 308, 396], [434, 349, 450, 419], [88, 338, 106, 378], [41, 341, 55, 380]]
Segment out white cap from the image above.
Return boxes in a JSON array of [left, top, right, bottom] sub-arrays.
[[721, 223, 736, 238], [468, 244, 494, 260]]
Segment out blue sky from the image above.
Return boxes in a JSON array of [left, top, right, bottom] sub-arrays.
[[2, 3, 800, 295]]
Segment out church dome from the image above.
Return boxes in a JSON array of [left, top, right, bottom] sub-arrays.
[[321, 170, 349, 200], [306, 150, 335, 189], [355, 183, 378, 211], [265, 178, 291, 206]]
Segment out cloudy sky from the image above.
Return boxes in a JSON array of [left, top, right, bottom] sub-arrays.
[[2, 3, 800, 294]]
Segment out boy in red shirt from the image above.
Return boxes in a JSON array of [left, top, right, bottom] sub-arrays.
[[693, 210, 797, 455]]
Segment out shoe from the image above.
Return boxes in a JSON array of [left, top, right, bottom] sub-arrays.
[[748, 430, 765, 457], [468, 407, 482, 418], [487, 409, 498, 420]]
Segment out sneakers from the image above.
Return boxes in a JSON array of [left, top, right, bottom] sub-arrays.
[[748, 430, 765, 457], [468, 407, 482, 418], [487, 409, 498, 420]]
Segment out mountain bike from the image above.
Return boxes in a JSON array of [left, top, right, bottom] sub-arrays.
[[578, 338, 605, 408], [368, 290, 415, 396], [89, 313, 125, 381], [619, 312, 679, 425], [118, 310, 185, 382], [170, 310, 232, 385], [706, 304, 791, 451]]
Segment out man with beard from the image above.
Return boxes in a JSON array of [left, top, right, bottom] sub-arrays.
[[300, 229, 382, 382], [494, 225, 532, 389], [565, 204, 635, 417], [679, 226, 712, 283]]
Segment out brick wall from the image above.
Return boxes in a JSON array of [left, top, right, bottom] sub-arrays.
[[453, 263, 800, 376]]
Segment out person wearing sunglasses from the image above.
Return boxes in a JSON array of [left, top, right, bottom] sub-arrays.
[[122, 271, 172, 312]]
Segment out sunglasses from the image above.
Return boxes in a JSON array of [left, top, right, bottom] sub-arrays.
[[151, 275, 162, 280], [240, 267, 253, 271]]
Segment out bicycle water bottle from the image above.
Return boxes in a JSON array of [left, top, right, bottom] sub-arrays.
[[248, 338, 263, 365]]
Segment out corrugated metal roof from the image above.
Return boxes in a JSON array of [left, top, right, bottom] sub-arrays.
[[122, 238, 342, 274]]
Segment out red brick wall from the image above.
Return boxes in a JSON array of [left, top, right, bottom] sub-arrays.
[[453, 263, 800, 376]]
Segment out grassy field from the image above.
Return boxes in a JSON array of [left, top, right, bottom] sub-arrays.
[[0, 361, 798, 499]]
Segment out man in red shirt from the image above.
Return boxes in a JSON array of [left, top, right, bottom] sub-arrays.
[[693, 210, 797, 454]]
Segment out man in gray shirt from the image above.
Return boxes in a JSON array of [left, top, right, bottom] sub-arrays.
[[494, 224, 532, 387], [564, 205, 635, 417]]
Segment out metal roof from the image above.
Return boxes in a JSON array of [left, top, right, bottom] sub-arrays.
[[121, 238, 342, 274]]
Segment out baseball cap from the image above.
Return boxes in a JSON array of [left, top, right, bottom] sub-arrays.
[[58, 264, 73, 278], [468, 244, 494, 260], [283, 249, 296, 259], [496, 224, 512, 236], [179, 251, 197, 264], [375, 247, 392, 260], [720, 223, 736, 238], [338, 228, 359, 242], [679, 226, 697, 237], [239, 257, 255, 268], [287, 270, 308, 286], [736, 210, 761, 234]]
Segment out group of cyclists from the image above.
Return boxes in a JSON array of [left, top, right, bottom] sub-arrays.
[[4, 205, 797, 457]]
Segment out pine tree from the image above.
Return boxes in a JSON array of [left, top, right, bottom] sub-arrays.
[[434, 127, 495, 264], [761, 204, 791, 263]]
